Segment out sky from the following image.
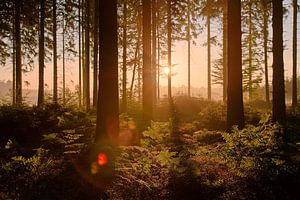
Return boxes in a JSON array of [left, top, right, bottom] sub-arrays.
[[0, 0, 297, 92]]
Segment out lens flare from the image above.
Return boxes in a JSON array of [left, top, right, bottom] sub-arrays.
[[97, 153, 108, 166]]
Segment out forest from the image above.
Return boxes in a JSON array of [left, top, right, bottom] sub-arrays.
[[0, 0, 300, 199]]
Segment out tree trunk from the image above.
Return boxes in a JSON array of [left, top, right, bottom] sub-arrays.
[[248, 2, 253, 100], [262, 0, 270, 103], [12, 18, 16, 105], [187, 0, 191, 97], [152, 0, 157, 105], [292, 0, 298, 108], [222, 0, 228, 103], [84, 0, 90, 111], [143, 0, 153, 125], [157, 23, 160, 101], [79, 0, 82, 107], [226, 0, 244, 130], [129, 28, 141, 100], [62, 14, 66, 105], [15, 0, 22, 105], [207, 12, 211, 100], [53, 0, 58, 103], [93, 0, 99, 108], [38, 0, 45, 107], [272, 0, 286, 123], [167, 0, 172, 99], [96, 0, 119, 142], [122, 2, 127, 113]]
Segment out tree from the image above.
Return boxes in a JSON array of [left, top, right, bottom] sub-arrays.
[[152, 0, 157, 104], [143, 0, 153, 125], [272, 0, 286, 123], [38, 0, 45, 107], [83, 0, 90, 111], [292, 0, 298, 108], [261, 0, 271, 103], [187, 0, 191, 97], [222, 0, 227, 102], [167, 0, 172, 99], [53, 0, 58, 103], [226, 0, 244, 130], [121, 1, 128, 113], [78, 0, 82, 107], [241, 0, 264, 101], [15, 0, 22, 105], [93, 0, 99, 108], [96, 0, 119, 141]]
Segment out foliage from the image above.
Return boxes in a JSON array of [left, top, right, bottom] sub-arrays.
[[195, 102, 227, 131], [141, 121, 171, 147], [0, 148, 62, 199], [222, 115, 286, 175], [0, 104, 93, 156]]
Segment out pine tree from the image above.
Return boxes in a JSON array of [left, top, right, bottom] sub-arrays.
[[226, 0, 245, 130]]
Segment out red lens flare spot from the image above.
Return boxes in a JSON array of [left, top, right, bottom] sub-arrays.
[[97, 153, 108, 166]]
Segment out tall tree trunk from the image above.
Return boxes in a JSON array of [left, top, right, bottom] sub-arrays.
[[38, 0, 45, 107], [207, 13, 211, 100], [143, 0, 153, 125], [79, 0, 82, 107], [292, 0, 298, 108], [157, 15, 160, 101], [84, 0, 90, 111], [62, 13, 66, 105], [262, 0, 270, 103], [15, 0, 22, 105], [167, 0, 172, 99], [152, 0, 157, 105], [12, 19, 16, 105], [129, 10, 141, 100], [122, 2, 127, 113], [93, 0, 99, 108], [96, 0, 119, 142], [222, 0, 228, 103], [53, 0, 58, 103], [187, 0, 191, 97], [248, 2, 253, 100], [226, 0, 244, 130], [129, 28, 141, 100], [272, 0, 286, 123]]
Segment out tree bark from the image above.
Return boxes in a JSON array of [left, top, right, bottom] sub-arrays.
[[207, 12, 211, 100], [84, 0, 90, 111], [222, 0, 228, 103], [122, 2, 127, 113], [262, 0, 270, 103], [152, 0, 157, 105], [167, 0, 172, 99], [187, 0, 191, 97], [96, 0, 119, 142], [143, 0, 153, 125], [79, 0, 82, 107], [38, 0, 45, 107], [53, 0, 58, 103], [62, 13, 66, 105], [272, 0, 286, 123], [226, 0, 244, 130], [15, 0, 22, 105], [93, 0, 99, 108], [292, 0, 298, 108]]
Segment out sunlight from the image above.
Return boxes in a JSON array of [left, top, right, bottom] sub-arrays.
[[97, 153, 108, 166], [164, 67, 170, 75]]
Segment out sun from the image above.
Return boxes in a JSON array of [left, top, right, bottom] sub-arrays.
[[164, 67, 170, 75]]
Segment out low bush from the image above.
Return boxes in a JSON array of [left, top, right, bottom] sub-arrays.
[[222, 115, 287, 175]]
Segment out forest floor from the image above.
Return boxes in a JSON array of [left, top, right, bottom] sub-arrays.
[[1, 98, 300, 199]]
